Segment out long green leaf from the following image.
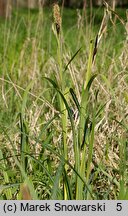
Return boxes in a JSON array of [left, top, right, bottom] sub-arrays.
[[64, 47, 82, 72], [70, 88, 80, 112]]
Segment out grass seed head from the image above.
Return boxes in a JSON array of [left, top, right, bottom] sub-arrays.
[[53, 3, 61, 35]]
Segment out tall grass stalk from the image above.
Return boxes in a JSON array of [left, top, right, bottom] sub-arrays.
[[76, 39, 95, 199], [53, 3, 68, 199]]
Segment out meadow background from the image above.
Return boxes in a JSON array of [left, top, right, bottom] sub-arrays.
[[0, 0, 128, 200]]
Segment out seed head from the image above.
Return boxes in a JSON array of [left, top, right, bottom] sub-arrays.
[[53, 3, 61, 35]]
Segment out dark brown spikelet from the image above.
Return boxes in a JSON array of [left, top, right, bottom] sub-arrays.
[[53, 3, 61, 35]]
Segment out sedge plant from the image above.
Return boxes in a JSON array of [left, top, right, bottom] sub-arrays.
[[46, 3, 100, 200], [52, 3, 68, 200]]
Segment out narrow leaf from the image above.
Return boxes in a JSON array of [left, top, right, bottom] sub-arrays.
[[64, 47, 82, 72], [70, 88, 80, 112]]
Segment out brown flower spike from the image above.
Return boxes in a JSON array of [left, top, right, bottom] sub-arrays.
[[53, 3, 61, 35]]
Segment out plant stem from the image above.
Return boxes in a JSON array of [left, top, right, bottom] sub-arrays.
[[57, 32, 68, 200]]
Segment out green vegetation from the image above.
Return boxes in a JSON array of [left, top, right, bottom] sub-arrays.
[[0, 5, 128, 200]]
